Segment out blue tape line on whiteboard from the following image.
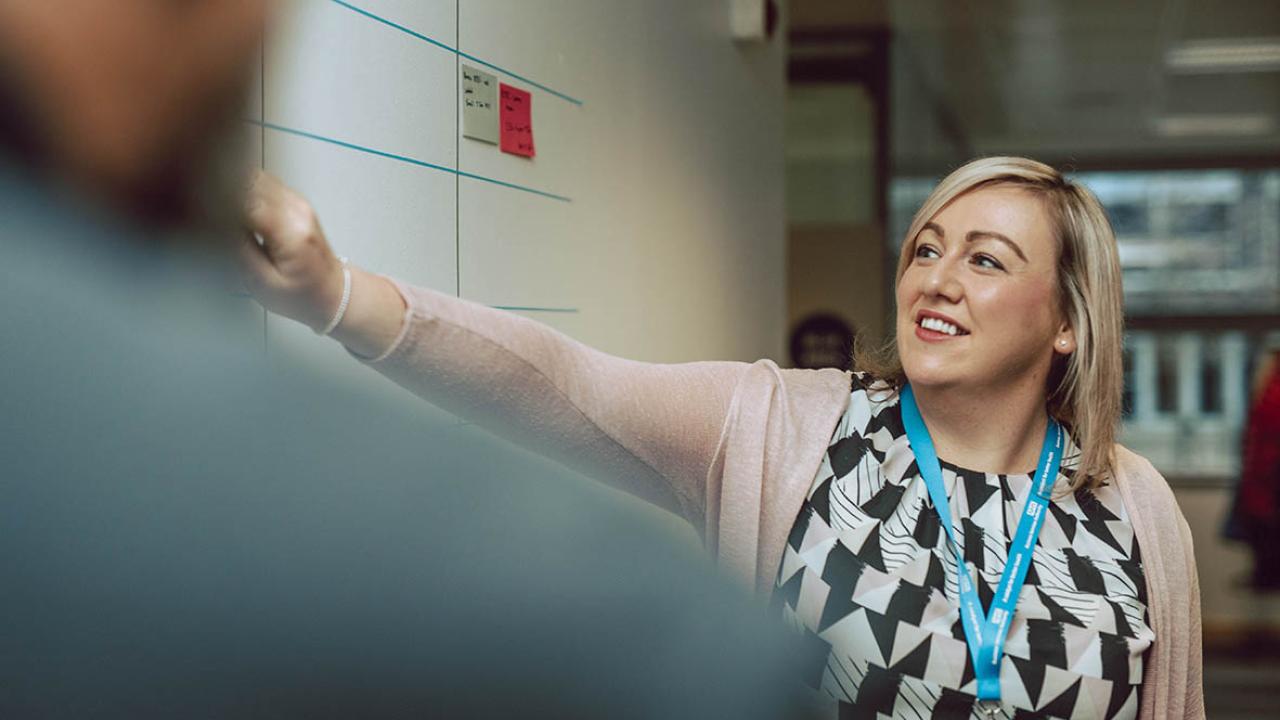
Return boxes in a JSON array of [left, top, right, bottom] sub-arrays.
[[253, 121, 572, 203], [455, 50, 584, 107], [491, 306, 579, 313], [328, 0, 584, 107], [454, 169, 571, 202], [327, 0, 455, 54]]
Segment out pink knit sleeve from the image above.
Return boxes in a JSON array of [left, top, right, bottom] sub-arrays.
[[358, 279, 750, 527], [1119, 446, 1206, 720], [1180, 516, 1206, 719]]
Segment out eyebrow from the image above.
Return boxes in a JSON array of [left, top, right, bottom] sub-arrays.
[[920, 222, 1028, 262]]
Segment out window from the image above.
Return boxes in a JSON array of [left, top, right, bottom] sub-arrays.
[[1076, 169, 1280, 315]]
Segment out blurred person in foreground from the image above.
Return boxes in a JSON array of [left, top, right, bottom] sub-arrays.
[[0, 2, 803, 717]]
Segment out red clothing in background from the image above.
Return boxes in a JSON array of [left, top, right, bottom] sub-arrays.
[[1240, 361, 1280, 528]]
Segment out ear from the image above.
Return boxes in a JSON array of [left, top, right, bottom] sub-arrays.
[[1053, 322, 1076, 356]]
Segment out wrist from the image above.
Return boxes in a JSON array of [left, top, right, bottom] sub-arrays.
[[303, 255, 348, 332], [328, 268, 409, 358], [315, 257, 351, 336]]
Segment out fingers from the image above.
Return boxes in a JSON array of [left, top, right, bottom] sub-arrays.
[[244, 170, 287, 258], [235, 170, 278, 284], [232, 229, 282, 292], [243, 170, 330, 266], [235, 171, 346, 329]]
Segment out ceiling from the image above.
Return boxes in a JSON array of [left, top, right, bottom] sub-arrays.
[[792, 0, 1280, 175]]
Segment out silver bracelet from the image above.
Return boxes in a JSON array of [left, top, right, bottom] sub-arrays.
[[318, 256, 351, 336]]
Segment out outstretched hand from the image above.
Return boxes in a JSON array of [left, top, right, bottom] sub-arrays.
[[237, 170, 346, 332], [235, 171, 409, 358]]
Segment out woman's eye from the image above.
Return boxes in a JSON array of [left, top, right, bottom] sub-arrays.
[[914, 244, 940, 259], [972, 253, 1004, 271]]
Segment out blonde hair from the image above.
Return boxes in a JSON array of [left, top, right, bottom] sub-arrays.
[[859, 157, 1125, 490]]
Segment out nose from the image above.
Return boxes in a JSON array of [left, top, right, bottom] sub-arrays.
[[922, 254, 964, 303]]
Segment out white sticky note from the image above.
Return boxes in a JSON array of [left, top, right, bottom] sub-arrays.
[[461, 65, 499, 145]]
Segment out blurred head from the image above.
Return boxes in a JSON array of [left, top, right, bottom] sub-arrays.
[[0, 0, 268, 225], [861, 157, 1124, 487]]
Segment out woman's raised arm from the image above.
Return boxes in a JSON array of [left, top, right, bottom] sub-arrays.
[[236, 171, 749, 525]]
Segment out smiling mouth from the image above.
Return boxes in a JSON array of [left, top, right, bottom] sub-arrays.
[[915, 314, 970, 337]]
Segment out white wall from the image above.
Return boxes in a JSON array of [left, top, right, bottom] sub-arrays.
[[252, 0, 788, 422]]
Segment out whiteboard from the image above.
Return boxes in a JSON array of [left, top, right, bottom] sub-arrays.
[[257, 0, 788, 418]]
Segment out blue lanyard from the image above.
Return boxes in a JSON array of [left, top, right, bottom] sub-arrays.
[[899, 384, 1063, 703]]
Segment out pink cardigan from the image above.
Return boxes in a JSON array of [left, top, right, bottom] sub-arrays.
[[365, 281, 1204, 719]]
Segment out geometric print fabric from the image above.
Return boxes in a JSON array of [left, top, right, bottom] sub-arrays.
[[773, 375, 1154, 719]]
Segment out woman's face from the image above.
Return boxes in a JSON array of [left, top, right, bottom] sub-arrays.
[[895, 184, 1074, 393]]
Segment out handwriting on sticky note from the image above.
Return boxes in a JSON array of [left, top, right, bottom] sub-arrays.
[[499, 83, 535, 158], [461, 65, 499, 144]]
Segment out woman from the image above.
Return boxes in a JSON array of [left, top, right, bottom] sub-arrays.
[[239, 157, 1203, 719]]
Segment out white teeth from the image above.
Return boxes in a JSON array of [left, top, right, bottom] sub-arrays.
[[920, 317, 961, 336]]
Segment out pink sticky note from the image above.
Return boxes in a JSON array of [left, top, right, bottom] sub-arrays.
[[499, 83, 535, 158]]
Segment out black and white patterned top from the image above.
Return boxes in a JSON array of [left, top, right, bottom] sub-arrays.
[[773, 375, 1154, 719]]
